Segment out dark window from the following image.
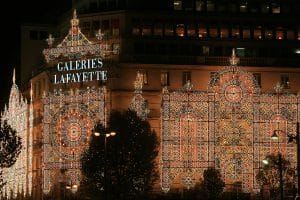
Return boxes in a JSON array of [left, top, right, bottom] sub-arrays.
[[142, 71, 148, 85], [39, 31, 48, 40], [253, 73, 261, 87], [182, 71, 191, 86], [281, 74, 290, 89], [161, 71, 170, 86], [30, 30, 38, 40]]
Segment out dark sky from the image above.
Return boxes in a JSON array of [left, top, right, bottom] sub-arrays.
[[0, 1, 71, 110]]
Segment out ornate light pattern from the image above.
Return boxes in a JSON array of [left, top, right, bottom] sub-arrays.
[[161, 50, 298, 193], [43, 10, 115, 62], [42, 86, 107, 194], [129, 71, 149, 120], [1, 69, 33, 198]]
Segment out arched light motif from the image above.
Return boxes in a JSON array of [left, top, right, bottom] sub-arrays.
[[161, 50, 298, 194], [130, 71, 149, 120], [42, 86, 107, 194], [1, 70, 33, 198]]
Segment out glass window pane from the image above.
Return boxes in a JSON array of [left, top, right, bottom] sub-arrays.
[[220, 28, 229, 38], [207, 1, 215, 12], [265, 29, 273, 39], [261, 4, 270, 13], [240, 4, 247, 12], [276, 30, 283, 40], [165, 24, 174, 36], [195, 1, 205, 11], [232, 27, 240, 38], [198, 25, 207, 38], [174, 0, 182, 10], [254, 27, 262, 39], [272, 3, 280, 14], [209, 28, 218, 38], [243, 29, 250, 39], [176, 24, 185, 37], [187, 25, 196, 37], [286, 30, 295, 40]]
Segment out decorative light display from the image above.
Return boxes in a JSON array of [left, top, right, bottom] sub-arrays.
[[129, 71, 149, 120], [1, 69, 33, 198], [161, 49, 298, 193], [43, 10, 116, 62], [42, 86, 107, 194]]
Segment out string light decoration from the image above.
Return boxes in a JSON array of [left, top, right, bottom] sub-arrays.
[[1, 69, 33, 198], [161, 49, 298, 194], [129, 71, 149, 120], [43, 10, 118, 62], [42, 86, 107, 194]]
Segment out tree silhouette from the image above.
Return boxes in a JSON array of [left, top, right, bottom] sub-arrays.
[[197, 167, 225, 200], [81, 109, 159, 199], [0, 120, 22, 192], [256, 154, 295, 199]]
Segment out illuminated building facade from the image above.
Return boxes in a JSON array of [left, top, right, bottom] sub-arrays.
[[1, 0, 299, 199], [1, 70, 33, 198]]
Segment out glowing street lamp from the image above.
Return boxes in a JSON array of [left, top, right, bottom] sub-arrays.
[[92, 123, 117, 200]]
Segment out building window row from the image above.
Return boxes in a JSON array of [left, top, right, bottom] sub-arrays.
[[134, 44, 300, 58], [80, 18, 120, 38], [132, 22, 300, 41], [143, 71, 290, 89], [173, 0, 293, 14]]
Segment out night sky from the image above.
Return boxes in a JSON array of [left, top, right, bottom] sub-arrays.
[[0, 1, 71, 110]]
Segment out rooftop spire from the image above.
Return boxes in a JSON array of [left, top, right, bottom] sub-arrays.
[[30, 82, 33, 102], [229, 48, 239, 66], [13, 68, 15, 84]]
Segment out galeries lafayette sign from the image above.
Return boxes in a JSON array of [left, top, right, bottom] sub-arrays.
[[53, 58, 107, 84]]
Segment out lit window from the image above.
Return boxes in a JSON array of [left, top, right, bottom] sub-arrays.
[[142, 26, 152, 36], [240, 4, 247, 12], [253, 73, 261, 87], [174, 0, 182, 10], [232, 27, 240, 38], [141, 71, 148, 85], [261, 4, 270, 13], [209, 27, 218, 38], [182, 71, 191, 86], [220, 28, 229, 38], [265, 29, 273, 39], [271, 3, 280, 14], [195, 1, 205, 11], [176, 24, 185, 37], [276, 30, 283, 40], [281, 74, 290, 89], [132, 27, 140, 35], [243, 29, 250, 39], [165, 24, 174, 36], [254, 27, 262, 39], [161, 71, 170, 86], [198, 25, 207, 38]]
